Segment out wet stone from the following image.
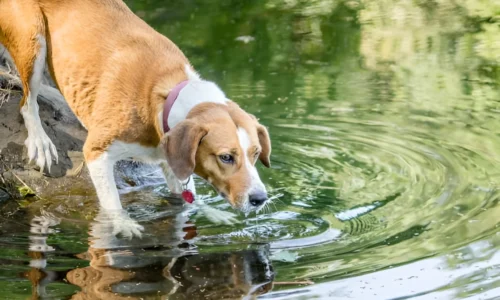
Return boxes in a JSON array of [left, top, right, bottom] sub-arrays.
[[0, 188, 10, 202]]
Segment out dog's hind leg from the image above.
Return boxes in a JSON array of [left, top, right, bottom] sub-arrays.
[[0, 2, 58, 173], [20, 35, 58, 173]]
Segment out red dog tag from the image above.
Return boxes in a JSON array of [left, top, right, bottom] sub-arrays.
[[182, 189, 195, 204]]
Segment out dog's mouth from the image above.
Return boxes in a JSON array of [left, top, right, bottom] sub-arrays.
[[203, 180, 264, 213], [217, 190, 252, 212], [218, 191, 240, 210]]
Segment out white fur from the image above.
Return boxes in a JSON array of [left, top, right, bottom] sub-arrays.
[[185, 64, 201, 81], [157, 65, 225, 135], [76, 116, 87, 129], [189, 200, 239, 225], [87, 140, 167, 211], [21, 35, 58, 172], [237, 127, 267, 212], [86, 149, 143, 238], [167, 74, 228, 130], [102, 141, 196, 196], [110, 212, 144, 239], [157, 110, 165, 135], [109, 140, 165, 163], [87, 151, 122, 210], [91, 209, 145, 241], [161, 162, 196, 195], [87, 140, 201, 238]]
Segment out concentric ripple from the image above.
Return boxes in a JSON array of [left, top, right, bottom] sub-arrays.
[[190, 110, 500, 290]]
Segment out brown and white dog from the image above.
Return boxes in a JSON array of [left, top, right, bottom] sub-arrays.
[[0, 0, 271, 236]]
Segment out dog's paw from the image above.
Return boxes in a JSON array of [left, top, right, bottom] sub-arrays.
[[25, 130, 58, 173], [198, 204, 239, 225], [93, 209, 144, 240], [111, 215, 144, 240]]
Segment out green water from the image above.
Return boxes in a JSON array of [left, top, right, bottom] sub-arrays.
[[1, 0, 500, 299]]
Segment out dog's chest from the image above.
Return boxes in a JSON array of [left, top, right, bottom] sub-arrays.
[[108, 141, 165, 163]]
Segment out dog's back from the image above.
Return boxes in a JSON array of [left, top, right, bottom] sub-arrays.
[[0, 0, 189, 145]]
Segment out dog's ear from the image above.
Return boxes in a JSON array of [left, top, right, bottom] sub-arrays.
[[257, 124, 271, 168], [248, 113, 272, 168], [163, 120, 208, 180]]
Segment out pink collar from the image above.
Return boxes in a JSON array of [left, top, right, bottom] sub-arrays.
[[163, 80, 189, 132]]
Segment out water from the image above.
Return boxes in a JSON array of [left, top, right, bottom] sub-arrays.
[[1, 1, 500, 299]]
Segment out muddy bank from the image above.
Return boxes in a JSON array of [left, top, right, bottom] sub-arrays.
[[0, 45, 163, 201]]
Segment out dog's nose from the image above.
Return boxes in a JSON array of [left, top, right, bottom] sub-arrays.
[[249, 191, 267, 207]]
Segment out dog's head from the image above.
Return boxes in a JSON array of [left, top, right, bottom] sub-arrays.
[[163, 101, 271, 213]]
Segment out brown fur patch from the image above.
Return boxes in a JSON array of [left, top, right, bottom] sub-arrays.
[[163, 120, 208, 181], [0, 0, 46, 108]]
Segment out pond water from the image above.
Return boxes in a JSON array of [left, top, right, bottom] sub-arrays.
[[1, 1, 500, 299]]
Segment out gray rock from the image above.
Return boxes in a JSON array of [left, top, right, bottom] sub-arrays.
[[0, 188, 10, 202]]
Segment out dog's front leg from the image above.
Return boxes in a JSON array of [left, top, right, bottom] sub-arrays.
[[86, 152, 121, 210], [161, 162, 196, 196], [160, 163, 238, 224], [85, 150, 144, 239]]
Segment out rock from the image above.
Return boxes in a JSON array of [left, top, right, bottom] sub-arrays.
[[0, 92, 87, 178], [0, 188, 9, 202], [1, 42, 90, 198]]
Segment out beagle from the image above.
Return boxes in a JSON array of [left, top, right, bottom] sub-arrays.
[[0, 0, 271, 236]]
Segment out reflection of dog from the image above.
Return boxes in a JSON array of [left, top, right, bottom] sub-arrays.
[[64, 210, 274, 299], [23, 209, 274, 299], [0, 0, 272, 237], [66, 249, 274, 300], [22, 212, 62, 299], [168, 251, 274, 299]]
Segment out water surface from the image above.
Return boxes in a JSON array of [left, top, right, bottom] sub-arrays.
[[1, 1, 500, 299]]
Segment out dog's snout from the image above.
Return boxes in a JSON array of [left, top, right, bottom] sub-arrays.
[[249, 191, 267, 207]]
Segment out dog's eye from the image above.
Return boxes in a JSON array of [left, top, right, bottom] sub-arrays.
[[219, 154, 234, 164]]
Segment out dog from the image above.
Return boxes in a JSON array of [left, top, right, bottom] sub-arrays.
[[0, 0, 271, 237]]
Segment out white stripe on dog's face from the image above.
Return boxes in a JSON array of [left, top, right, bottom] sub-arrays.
[[237, 127, 251, 156], [237, 127, 267, 211]]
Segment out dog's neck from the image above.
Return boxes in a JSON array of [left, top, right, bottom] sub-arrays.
[[162, 66, 227, 133]]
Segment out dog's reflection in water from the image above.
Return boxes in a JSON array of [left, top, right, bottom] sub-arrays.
[[23, 211, 62, 299], [26, 209, 274, 299]]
